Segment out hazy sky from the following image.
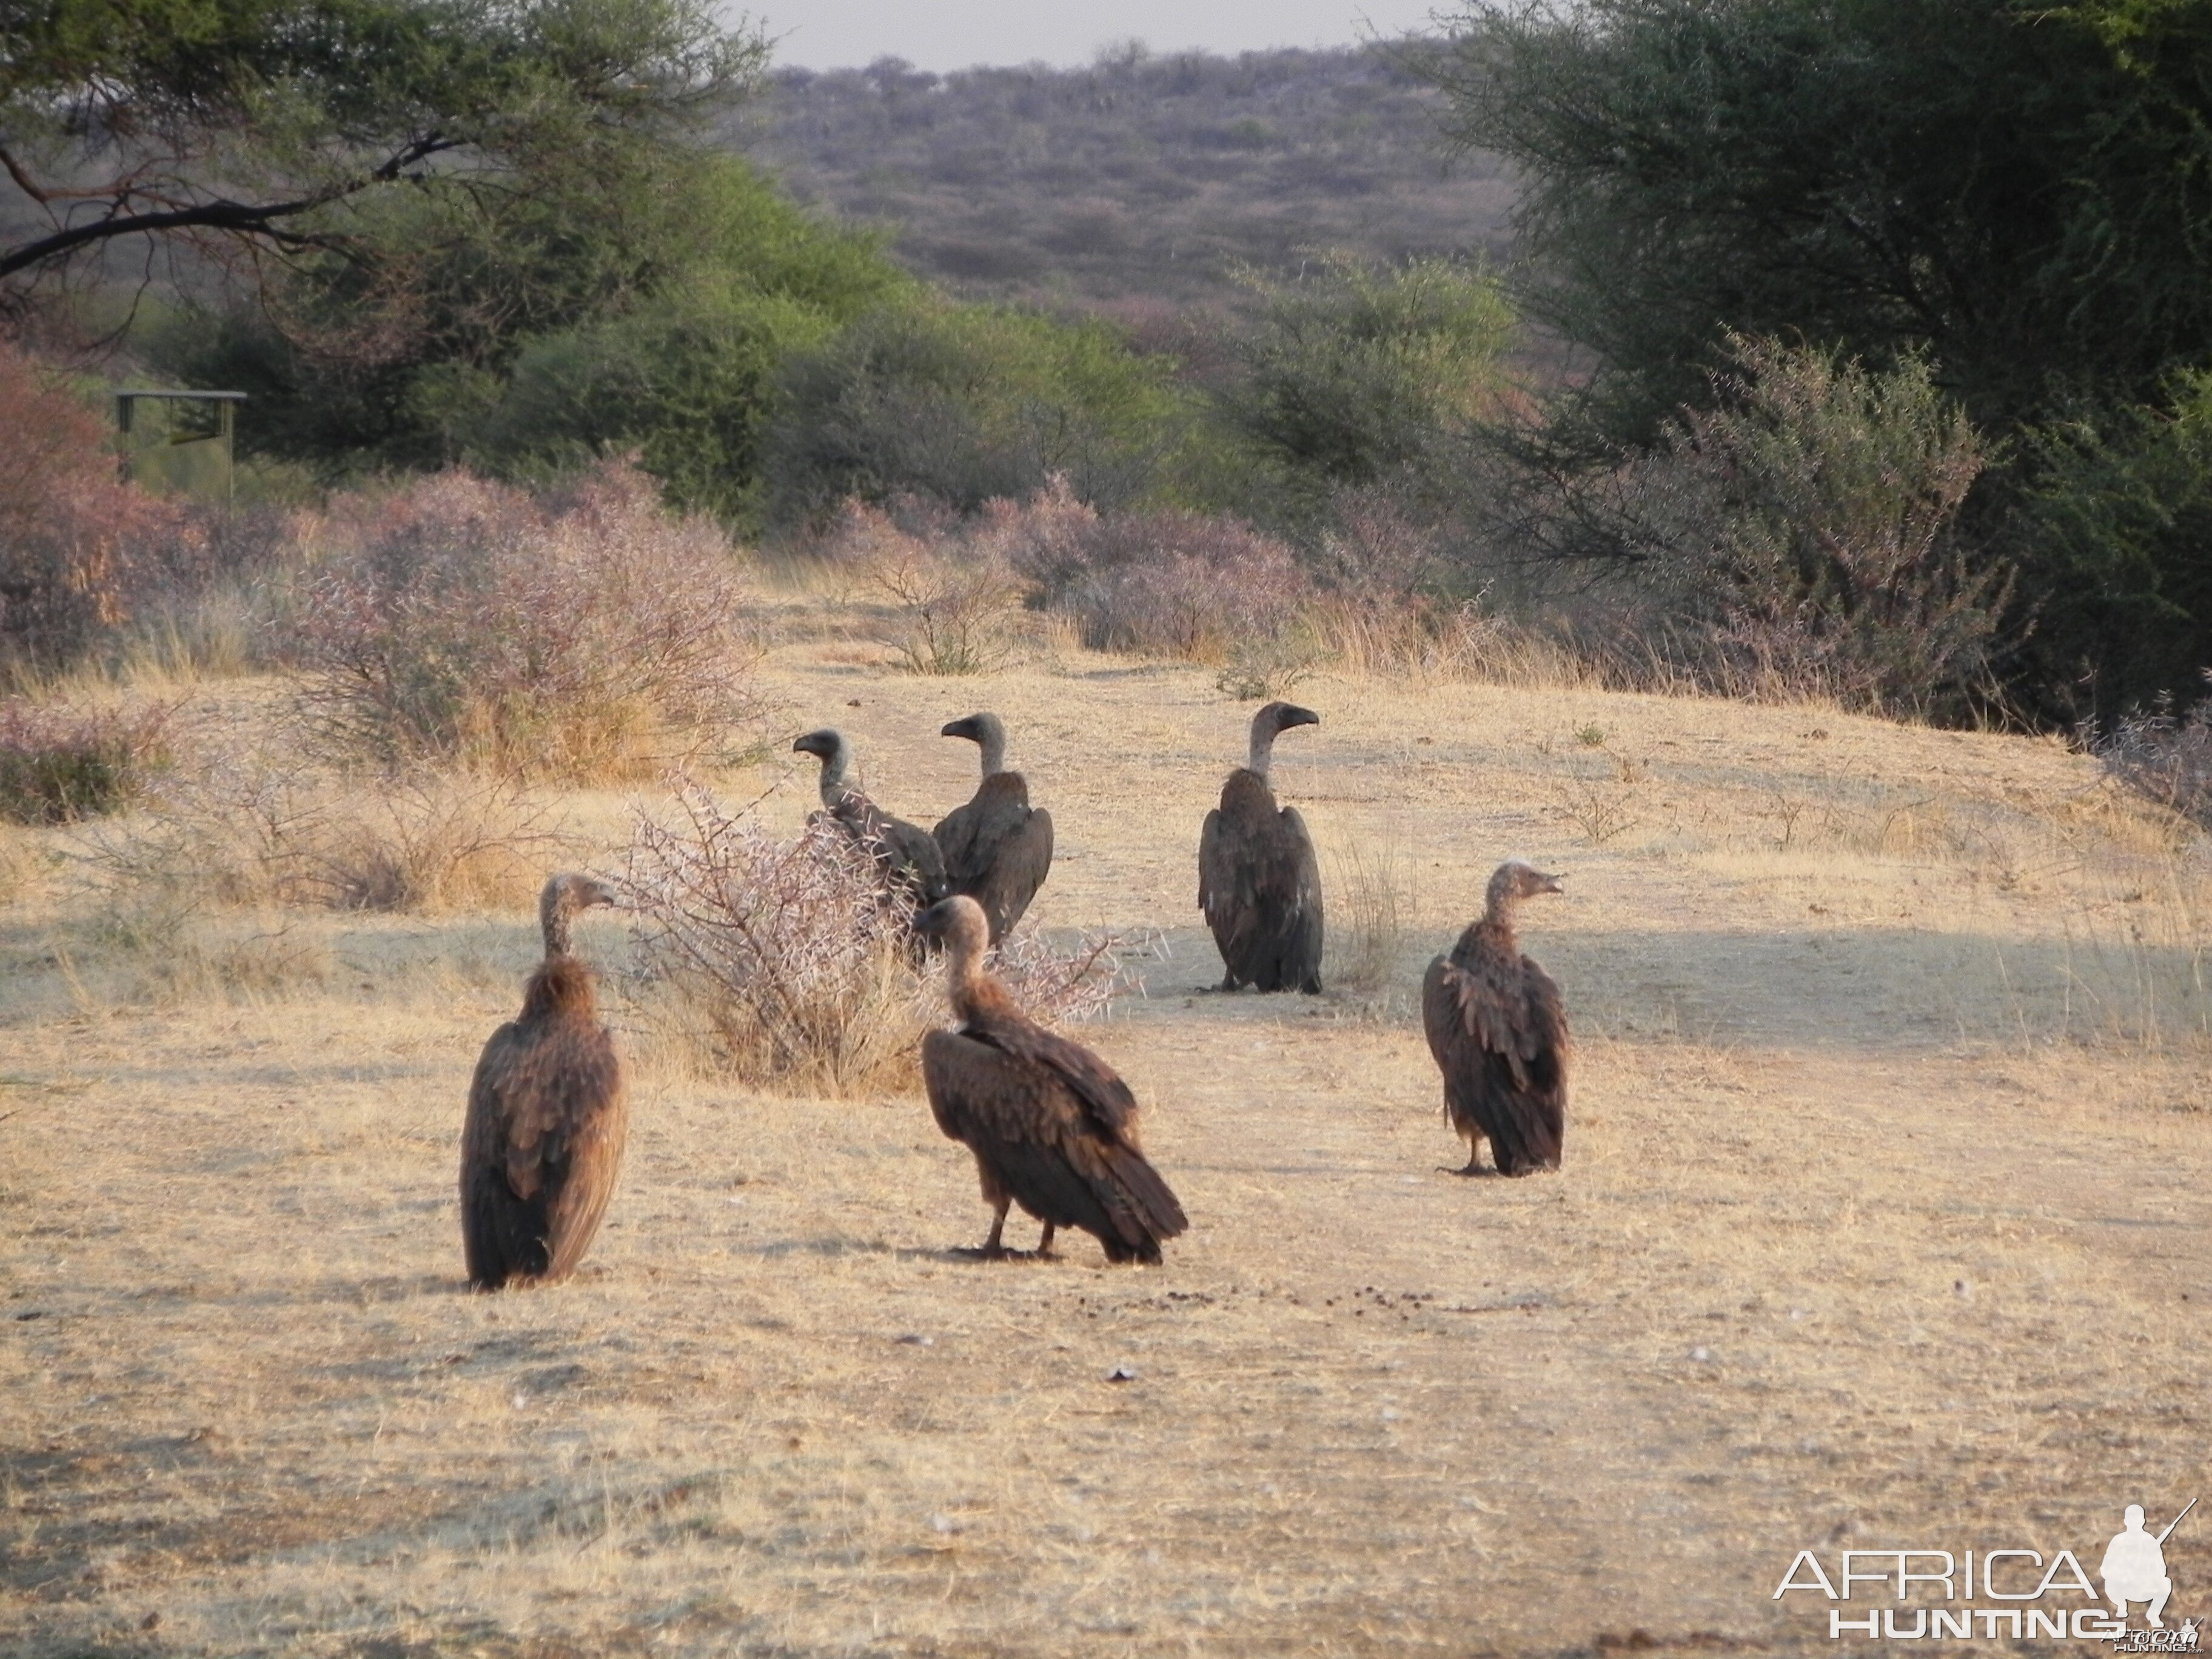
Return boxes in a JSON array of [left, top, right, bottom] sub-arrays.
[[756, 1, 1447, 73]]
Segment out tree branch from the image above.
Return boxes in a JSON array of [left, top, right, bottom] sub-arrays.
[[0, 133, 455, 281]]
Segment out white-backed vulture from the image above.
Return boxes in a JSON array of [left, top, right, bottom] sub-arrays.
[[933, 711, 1053, 945], [1422, 860, 1569, 1176], [1198, 700, 1324, 993], [793, 727, 948, 909], [916, 896, 1187, 1264], [460, 873, 627, 1289]]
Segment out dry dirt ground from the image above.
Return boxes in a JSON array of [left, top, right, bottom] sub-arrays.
[[3, 640, 2209, 1657]]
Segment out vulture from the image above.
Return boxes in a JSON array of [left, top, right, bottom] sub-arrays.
[[932, 711, 1053, 944], [793, 727, 948, 910], [460, 873, 628, 1289], [1198, 700, 1324, 993], [916, 895, 1188, 1264], [1422, 860, 1570, 1176]]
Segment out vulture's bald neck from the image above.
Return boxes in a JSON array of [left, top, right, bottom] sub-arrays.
[[812, 739, 854, 804], [974, 726, 1007, 777], [1247, 719, 1284, 780], [541, 888, 577, 957]]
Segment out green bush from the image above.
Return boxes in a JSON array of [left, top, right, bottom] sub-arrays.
[[1214, 255, 1514, 510], [762, 300, 1190, 526], [1622, 335, 2005, 714], [2016, 374, 2212, 719], [155, 154, 911, 509]]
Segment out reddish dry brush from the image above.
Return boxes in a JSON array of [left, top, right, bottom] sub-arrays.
[[0, 343, 203, 669], [292, 460, 763, 779], [618, 780, 1147, 1094]]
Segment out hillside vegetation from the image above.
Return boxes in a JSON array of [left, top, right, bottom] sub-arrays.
[[735, 45, 1515, 317]]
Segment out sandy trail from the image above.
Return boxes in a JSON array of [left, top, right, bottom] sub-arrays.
[[2, 652, 2206, 1656]]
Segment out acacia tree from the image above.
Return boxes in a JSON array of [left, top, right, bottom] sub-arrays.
[[0, 0, 764, 297], [1431, 0, 2212, 717]]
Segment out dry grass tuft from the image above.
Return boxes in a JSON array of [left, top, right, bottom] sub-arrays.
[[87, 743, 567, 917], [1322, 833, 1415, 996]]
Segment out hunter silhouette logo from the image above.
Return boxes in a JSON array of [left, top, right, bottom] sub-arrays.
[[1773, 1497, 2199, 1644], [2103, 1501, 2190, 1630]]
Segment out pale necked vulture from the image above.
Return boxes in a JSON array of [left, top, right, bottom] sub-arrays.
[[1198, 700, 1324, 993], [916, 896, 1188, 1264], [1423, 860, 1570, 1176], [933, 711, 1053, 944], [793, 727, 948, 910], [460, 873, 628, 1289]]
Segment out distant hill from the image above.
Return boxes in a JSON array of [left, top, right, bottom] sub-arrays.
[[728, 44, 1516, 327]]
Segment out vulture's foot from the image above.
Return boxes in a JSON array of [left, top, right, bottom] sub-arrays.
[[1441, 1159, 1494, 1178], [956, 1242, 1019, 1261]]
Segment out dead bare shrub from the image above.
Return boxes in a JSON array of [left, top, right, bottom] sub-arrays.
[[2099, 677, 2212, 831], [87, 745, 565, 914], [292, 460, 762, 779], [819, 500, 1022, 674], [619, 782, 1145, 1095]]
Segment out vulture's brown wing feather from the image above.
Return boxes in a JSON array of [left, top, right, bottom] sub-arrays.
[[922, 1030, 1186, 1261], [459, 1010, 628, 1287], [959, 1004, 1142, 1138], [1198, 805, 1231, 920], [461, 1021, 540, 1285], [536, 1021, 628, 1281], [1275, 804, 1325, 991], [970, 805, 1051, 940], [937, 778, 1052, 942], [830, 795, 948, 906], [1424, 943, 1569, 1174]]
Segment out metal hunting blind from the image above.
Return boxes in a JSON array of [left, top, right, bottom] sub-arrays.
[[113, 389, 247, 504]]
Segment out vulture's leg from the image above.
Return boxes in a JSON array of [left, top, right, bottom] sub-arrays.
[[1034, 1221, 1057, 1259], [1441, 1138, 1490, 1177], [970, 1199, 1014, 1260]]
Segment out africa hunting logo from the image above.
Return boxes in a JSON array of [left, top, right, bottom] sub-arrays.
[[1775, 1499, 2199, 1647]]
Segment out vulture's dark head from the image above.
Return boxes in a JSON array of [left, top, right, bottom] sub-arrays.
[[916, 894, 991, 962], [1486, 859, 1564, 914], [940, 712, 1002, 745], [1256, 701, 1319, 737], [793, 728, 845, 762], [540, 871, 618, 957], [942, 711, 1008, 774]]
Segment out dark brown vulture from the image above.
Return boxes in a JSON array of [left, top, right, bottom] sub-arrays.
[[793, 727, 948, 910], [916, 896, 1188, 1264], [460, 873, 628, 1289], [933, 711, 1053, 944], [1198, 700, 1324, 993], [1423, 860, 1570, 1176]]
